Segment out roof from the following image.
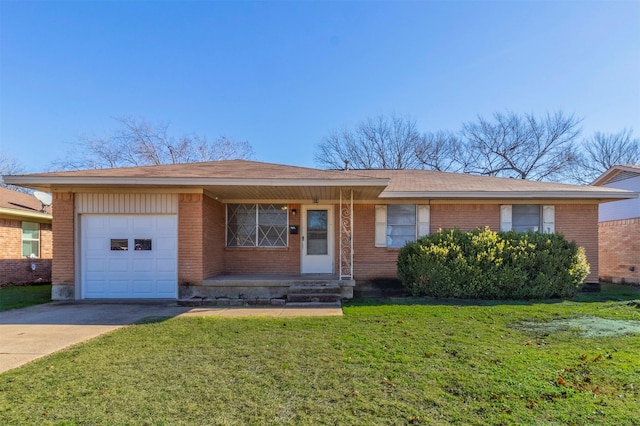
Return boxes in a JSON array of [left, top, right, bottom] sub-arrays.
[[3, 160, 636, 202], [591, 164, 640, 186], [0, 187, 52, 222]]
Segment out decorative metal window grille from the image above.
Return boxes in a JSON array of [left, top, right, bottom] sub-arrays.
[[227, 204, 287, 247]]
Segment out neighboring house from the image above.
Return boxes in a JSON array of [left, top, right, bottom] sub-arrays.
[[3, 160, 636, 301], [592, 164, 640, 284], [0, 187, 52, 285]]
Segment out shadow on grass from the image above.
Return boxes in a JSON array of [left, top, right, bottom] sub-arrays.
[[346, 282, 640, 308]]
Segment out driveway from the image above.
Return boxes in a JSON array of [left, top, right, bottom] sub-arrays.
[[0, 301, 342, 374]]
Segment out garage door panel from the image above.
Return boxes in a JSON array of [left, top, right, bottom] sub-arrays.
[[157, 260, 176, 273], [81, 215, 177, 299], [108, 259, 130, 273], [132, 259, 154, 272]]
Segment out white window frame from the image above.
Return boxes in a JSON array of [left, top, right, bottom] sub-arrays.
[[226, 203, 289, 248], [375, 204, 430, 248], [501, 204, 555, 233], [22, 221, 41, 258]]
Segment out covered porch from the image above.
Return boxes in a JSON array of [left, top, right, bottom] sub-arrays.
[[180, 274, 356, 306]]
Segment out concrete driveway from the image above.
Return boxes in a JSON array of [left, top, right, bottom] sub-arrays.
[[0, 301, 342, 374]]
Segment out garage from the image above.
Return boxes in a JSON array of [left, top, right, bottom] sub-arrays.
[[81, 214, 178, 298]]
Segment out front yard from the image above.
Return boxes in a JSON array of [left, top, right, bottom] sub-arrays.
[[0, 283, 51, 312], [1, 286, 639, 425]]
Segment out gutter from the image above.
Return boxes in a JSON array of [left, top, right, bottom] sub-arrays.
[[0, 207, 52, 222], [379, 190, 639, 200]]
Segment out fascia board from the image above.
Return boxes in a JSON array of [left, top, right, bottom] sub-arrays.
[[0, 207, 52, 221], [379, 190, 639, 200], [3, 176, 390, 188]]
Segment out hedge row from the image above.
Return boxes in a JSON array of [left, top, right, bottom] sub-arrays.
[[397, 227, 589, 300]]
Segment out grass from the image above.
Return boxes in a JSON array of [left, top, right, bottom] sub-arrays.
[[0, 283, 51, 312], [1, 285, 639, 425]]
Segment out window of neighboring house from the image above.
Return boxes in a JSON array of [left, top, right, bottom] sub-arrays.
[[501, 204, 555, 233], [375, 205, 430, 248], [22, 222, 40, 258], [227, 204, 288, 247]]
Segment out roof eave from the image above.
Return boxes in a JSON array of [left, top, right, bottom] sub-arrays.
[[0, 207, 52, 222], [592, 165, 640, 186], [379, 190, 639, 200], [2, 176, 390, 191]]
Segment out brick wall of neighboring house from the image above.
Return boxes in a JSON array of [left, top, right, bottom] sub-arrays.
[[178, 194, 204, 285], [555, 204, 599, 283], [52, 192, 74, 290], [222, 203, 301, 275], [599, 218, 640, 284], [0, 218, 52, 285]]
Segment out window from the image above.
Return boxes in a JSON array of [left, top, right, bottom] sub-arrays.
[[22, 222, 40, 258], [111, 239, 129, 251], [512, 205, 541, 232], [134, 239, 152, 251], [375, 205, 430, 248], [501, 205, 555, 233], [227, 204, 288, 247]]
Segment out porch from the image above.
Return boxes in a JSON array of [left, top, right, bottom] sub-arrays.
[[179, 274, 356, 306]]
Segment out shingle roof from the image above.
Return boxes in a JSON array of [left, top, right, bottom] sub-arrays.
[[345, 169, 615, 195], [3, 160, 636, 201], [0, 187, 52, 219], [20, 160, 368, 180]]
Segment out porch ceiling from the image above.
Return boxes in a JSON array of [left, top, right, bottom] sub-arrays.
[[203, 184, 386, 202]]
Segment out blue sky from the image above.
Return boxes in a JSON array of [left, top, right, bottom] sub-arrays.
[[1, 0, 639, 173]]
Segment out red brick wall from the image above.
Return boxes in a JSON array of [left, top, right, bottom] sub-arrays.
[[352, 203, 599, 282], [431, 204, 500, 232], [0, 219, 52, 285], [178, 194, 204, 285], [353, 204, 398, 280], [52, 192, 74, 286], [202, 195, 225, 278], [599, 218, 640, 284], [555, 204, 599, 282]]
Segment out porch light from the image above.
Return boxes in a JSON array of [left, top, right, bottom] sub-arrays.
[[291, 209, 297, 216]]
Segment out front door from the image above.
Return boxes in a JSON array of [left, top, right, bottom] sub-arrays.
[[301, 205, 334, 274]]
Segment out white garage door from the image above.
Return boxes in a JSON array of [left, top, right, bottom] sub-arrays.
[[81, 215, 178, 298]]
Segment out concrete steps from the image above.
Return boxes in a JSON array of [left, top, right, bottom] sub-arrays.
[[286, 282, 342, 307]]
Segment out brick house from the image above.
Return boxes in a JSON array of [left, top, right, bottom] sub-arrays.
[[0, 187, 52, 285], [3, 160, 635, 300], [592, 165, 640, 284]]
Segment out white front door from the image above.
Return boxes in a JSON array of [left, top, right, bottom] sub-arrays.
[[81, 215, 178, 299], [301, 205, 334, 274]]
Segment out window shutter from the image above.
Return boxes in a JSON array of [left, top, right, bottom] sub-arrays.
[[417, 205, 430, 238], [375, 205, 387, 247], [500, 205, 512, 232], [542, 205, 555, 233]]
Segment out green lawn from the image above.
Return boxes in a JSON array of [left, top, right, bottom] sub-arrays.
[[0, 284, 51, 312], [1, 286, 639, 425]]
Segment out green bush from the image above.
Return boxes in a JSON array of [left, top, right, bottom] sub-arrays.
[[397, 227, 590, 299]]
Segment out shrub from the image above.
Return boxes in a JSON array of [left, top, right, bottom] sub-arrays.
[[397, 227, 590, 299]]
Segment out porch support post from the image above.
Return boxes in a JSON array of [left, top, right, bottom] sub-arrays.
[[339, 189, 354, 280]]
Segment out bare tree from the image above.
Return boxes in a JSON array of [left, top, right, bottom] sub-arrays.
[[52, 117, 255, 170], [460, 111, 582, 181], [415, 131, 469, 173], [0, 151, 29, 192], [315, 114, 424, 169], [567, 129, 640, 184]]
